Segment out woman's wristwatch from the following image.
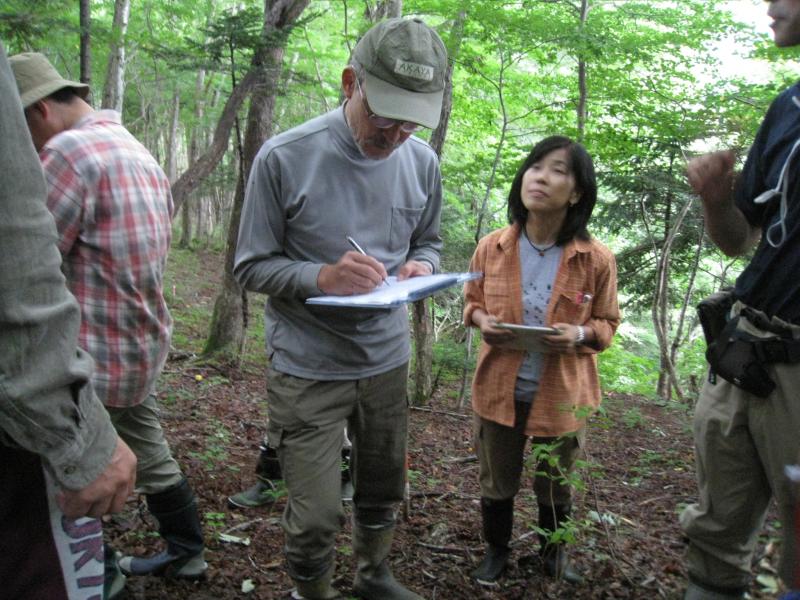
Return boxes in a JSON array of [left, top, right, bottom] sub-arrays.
[[575, 325, 585, 345]]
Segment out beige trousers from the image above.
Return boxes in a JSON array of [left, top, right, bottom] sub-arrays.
[[266, 363, 409, 581], [473, 401, 586, 508], [107, 394, 184, 495], [680, 359, 800, 590]]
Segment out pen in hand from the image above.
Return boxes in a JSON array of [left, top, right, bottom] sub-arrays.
[[346, 236, 389, 287]]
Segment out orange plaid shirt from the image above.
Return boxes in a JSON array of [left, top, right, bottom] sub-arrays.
[[464, 223, 620, 437]]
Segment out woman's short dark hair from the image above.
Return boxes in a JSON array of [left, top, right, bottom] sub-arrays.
[[507, 135, 597, 245]]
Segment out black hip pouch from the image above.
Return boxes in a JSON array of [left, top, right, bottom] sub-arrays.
[[697, 289, 734, 347], [706, 316, 776, 398]]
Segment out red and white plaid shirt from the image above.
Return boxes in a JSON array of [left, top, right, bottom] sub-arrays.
[[40, 110, 173, 408]]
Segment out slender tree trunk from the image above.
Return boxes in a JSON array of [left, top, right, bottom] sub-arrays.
[[428, 8, 463, 158], [204, 0, 311, 360], [101, 0, 130, 112], [412, 8, 463, 406], [165, 91, 180, 183], [411, 298, 434, 405], [576, 0, 589, 141], [180, 69, 206, 248], [669, 225, 704, 373], [651, 195, 692, 402], [475, 56, 510, 243], [79, 0, 91, 90], [171, 68, 260, 215], [139, 94, 149, 150], [179, 198, 192, 248]]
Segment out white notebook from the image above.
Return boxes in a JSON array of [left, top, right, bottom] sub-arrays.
[[306, 272, 482, 309]]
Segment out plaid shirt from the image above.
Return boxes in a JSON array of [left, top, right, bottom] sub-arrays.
[[464, 223, 620, 437], [40, 110, 173, 408]]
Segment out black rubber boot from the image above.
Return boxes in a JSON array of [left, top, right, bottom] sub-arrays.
[[255, 443, 283, 481], [471, 497, 513, 583], [352, 524, 422, 600], [228, 445, 284, 508], [103, 545, 126, 599], [340, 447, 353, 502], [538, 503, 583, 584], [118, 478, 207, 579], [291, 564, 342, 599]]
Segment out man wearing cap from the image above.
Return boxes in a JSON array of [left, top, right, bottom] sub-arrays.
[[9, 52, 207, 585], [234, 17, 447, 600], [0, 41, 137, 600]]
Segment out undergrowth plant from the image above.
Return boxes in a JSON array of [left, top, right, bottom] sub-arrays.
[[522, 438, 602, 551]]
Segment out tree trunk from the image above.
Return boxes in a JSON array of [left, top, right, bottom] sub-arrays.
[[428, 8, 463, 158], [576, 0, 589, 141], [165, 91, 180, 183], [180, 69, 207, 248], [203, 0, 311, 360], [474, 55, 511, 243], [411, 298, 434, 405], [101, 0, 130, 112], [412, 9, 463, 406], [171, 68, 260, 215], [79, 0, 91, 90], [650, 194, 692, 402]]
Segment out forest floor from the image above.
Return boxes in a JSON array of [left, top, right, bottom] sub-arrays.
[[106, 247, 786, 600]]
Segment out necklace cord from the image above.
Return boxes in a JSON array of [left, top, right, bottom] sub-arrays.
[[523, 228, 557, 255]]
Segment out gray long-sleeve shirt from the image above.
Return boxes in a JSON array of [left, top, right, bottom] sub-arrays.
[[234, 106, 442, 379], [0, 43, 117, 489]]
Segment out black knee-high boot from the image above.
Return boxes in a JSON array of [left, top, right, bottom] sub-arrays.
[[471, 497, 514, 582], [119, 478, 207, 578], [538, 503, 583, 584]]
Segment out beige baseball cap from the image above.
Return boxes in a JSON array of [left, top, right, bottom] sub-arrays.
[[9, 52, 89, 108], [352, 17, 447, 129]]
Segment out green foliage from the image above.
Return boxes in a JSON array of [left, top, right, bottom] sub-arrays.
[[598, 326, 659, 398], [189, 417, 231, 470], [190, 7, 265, 72], [678, 334, 710, 393], [523, 439, 601, 547], [0, 0, 77, 53], [431, 335, 471, 381], [8, 0, 800, 401], [204, 511, 227, 531], [621, 406, 647, 430], [625, 447, 691, 487]]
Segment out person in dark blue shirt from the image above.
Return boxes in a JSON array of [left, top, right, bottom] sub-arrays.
[[683, 2, 800, 598]]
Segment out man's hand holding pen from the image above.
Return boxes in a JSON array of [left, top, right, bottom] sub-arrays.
[[317, 239, 389, 295]]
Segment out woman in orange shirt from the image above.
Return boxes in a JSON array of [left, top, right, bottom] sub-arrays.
[[464, 136, 620, 584]]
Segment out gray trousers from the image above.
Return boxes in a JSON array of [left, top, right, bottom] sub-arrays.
[[266, 363, 409, 580], [106, 394, 184, 495]]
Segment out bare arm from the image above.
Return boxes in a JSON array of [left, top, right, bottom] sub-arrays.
[[686, 150, 761, 256]]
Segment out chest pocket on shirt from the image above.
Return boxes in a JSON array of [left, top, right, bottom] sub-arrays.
[[553, 290, 593, 325], [483, 277, 514, 318], [389, 207, 424, 252]]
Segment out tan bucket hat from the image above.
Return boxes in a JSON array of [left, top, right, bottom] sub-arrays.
[[9, 52, 89, 108]]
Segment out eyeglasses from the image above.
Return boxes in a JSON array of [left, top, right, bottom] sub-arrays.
[[354, 77, 421, 134]]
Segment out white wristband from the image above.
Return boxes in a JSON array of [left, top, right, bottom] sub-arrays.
[[575, 325, 585, 345]]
